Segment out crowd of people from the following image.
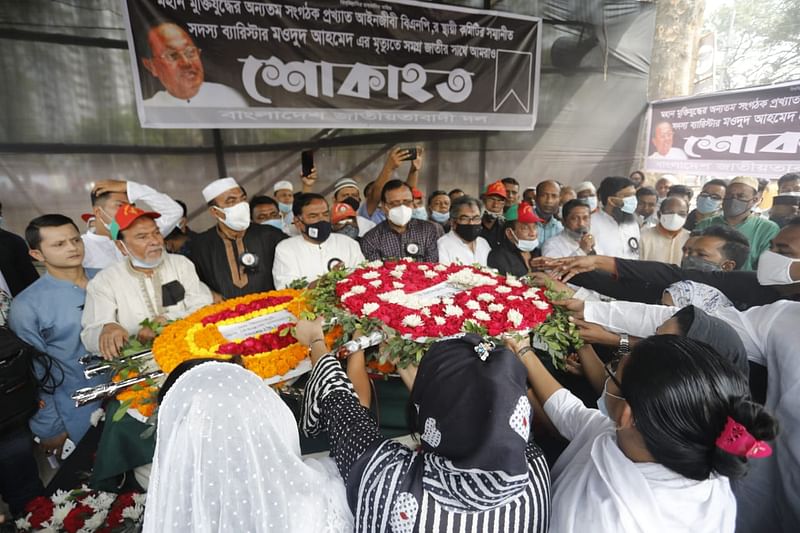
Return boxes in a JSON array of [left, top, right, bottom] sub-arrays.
[[0, 147, 799, 532]]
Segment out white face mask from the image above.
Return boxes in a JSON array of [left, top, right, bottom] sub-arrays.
[[757, 250, 800, 285], [121, 242, 164, 269], [388, 205, 413, 227], [511, 230, 538, 252], [659, 213, 687, 232], [583, 196, 598, 211], [214, 202, 251, 231], [411, 207, 428, 220]]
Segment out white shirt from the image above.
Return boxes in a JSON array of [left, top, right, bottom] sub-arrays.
[[649, 147, 688, 160], [80, 253, 213, 354], [143, 82, 247, 107], [81, 181, 183, 270], [272, 233, 365, 289], [583, 300, 800, 532], [640, 226, 690, 265], [356, 216, 376, 237], [591, 210, 641, 260], [542, 232, 587, 258], [545, 388, 736, 533], [436, 230, 490, 266]]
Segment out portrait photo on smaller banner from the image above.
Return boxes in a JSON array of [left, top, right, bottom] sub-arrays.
[[122, 0, 542, 130], [644, 80, 800, 177]]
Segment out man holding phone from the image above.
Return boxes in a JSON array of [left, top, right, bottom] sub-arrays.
[[359, 147, 423, 224]]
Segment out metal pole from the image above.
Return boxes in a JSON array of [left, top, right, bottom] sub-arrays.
[[212, 129, 227, 178]]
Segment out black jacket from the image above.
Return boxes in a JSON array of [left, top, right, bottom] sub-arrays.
[[0, 229, 38, 296]]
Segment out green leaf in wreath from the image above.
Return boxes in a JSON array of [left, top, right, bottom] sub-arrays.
[[113, 399, 133, 422]]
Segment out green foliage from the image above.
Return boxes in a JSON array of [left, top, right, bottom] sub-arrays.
[[705, 0, 800, 89]]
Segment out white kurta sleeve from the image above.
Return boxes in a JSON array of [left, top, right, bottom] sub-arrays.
[[346, 239, 365, 267], [271, 240, 296, 290], [127, 181, 182, 237], [584, 301, 677, 338], [544, 388, 611, 441], [80, 275, 127, 354]]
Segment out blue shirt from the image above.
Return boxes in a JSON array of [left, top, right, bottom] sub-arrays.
[[8, 270, 105, 441], [358, 203, 387, 224], [535, 209, 564, 246]]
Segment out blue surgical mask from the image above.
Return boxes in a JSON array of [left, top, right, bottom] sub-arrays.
[[260, 219, 284, 231], [430, 210, 450, 224], [412, 207, 428, 220], [581, 196, 598, 211], [278, 202, 292, 214], [620, 196, 638, 214], [696, 195, 722, 214]]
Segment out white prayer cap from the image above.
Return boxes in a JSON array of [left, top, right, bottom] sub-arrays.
[[575, 181, 596, 194], [202, 177, 240, 203], [273, 180, 293, 193]]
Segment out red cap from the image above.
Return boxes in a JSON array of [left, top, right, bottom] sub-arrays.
[[516, 203, 544, 224], [80, 213, 95, 223], [111, 203, 160, 240], [331, 202, 358, 224], [484, 180, 508, 199], [412, 187, 423, 200]]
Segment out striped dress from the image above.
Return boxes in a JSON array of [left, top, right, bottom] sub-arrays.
[[303, 355, 551, 533]]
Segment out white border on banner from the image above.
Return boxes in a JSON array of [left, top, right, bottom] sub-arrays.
[[643, 79, 800, 176], [120, 0, 542, 131]]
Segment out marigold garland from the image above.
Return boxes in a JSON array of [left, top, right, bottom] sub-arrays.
[[151, 289, 339, 380]]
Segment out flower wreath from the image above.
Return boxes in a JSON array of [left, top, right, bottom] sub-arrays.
[[308, 260, 579, 369], [15, 486, 145, 533], [152, 289, 339, 379]]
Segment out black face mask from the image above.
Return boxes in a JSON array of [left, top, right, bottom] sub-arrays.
[[303, 220, 332, 243], [454, 223, 482, 243], [342, 196, 360, 212], [681, 255, 722, 272]]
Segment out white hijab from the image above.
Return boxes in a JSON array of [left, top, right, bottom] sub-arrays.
[[142, 362, 353, 533]]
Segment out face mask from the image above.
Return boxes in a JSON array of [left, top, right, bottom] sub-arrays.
[[483, 209, 504, 221], [278, 202, 293, 214], [511, 231, 538, 252], [121, 242, 164, 270], [302, 220, 332, 243], [597, 381, 611, 418], [757, 250, 800, 286], [342, 196, 360, 212], [581, 196, 598, 211], [335, 222, 359, 240], [214, 202, 251, 231], [454, 223, 482, 243], [723, 197, 751, 218], [98, 207, 115, 232], [770, 215, 795, 228], [696, 195, 722, 214], [565, 227, 588, 241], [411, 207, 428, 221], [681, 255, 722, 272], [388, 205, 413, 227], [259, 219, 283, 231], [620, 196, 638, 215], [430, 210, 450, 224], [660, 213, 687, 232]]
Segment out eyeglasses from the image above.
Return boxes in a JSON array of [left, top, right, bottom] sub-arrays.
[[159, 46, 201, 63], [455, 215, 482, 224]]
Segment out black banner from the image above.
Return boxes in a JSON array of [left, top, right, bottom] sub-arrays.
[[644, 81, 800, 177], [122, 0, 541, 130]]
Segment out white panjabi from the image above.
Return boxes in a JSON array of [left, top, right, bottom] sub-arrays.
[[142, 362, 353, 533]]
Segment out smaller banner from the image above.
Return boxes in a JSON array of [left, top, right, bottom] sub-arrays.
[[644, 81, 800, 177], [122, 0, 541, 130]]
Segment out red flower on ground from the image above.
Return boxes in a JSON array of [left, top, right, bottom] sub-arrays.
[[24, 496, 54, 529], [62, 503, 93, 533]]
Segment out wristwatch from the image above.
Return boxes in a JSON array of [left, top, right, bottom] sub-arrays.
[[617, 333, 631, 356]]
